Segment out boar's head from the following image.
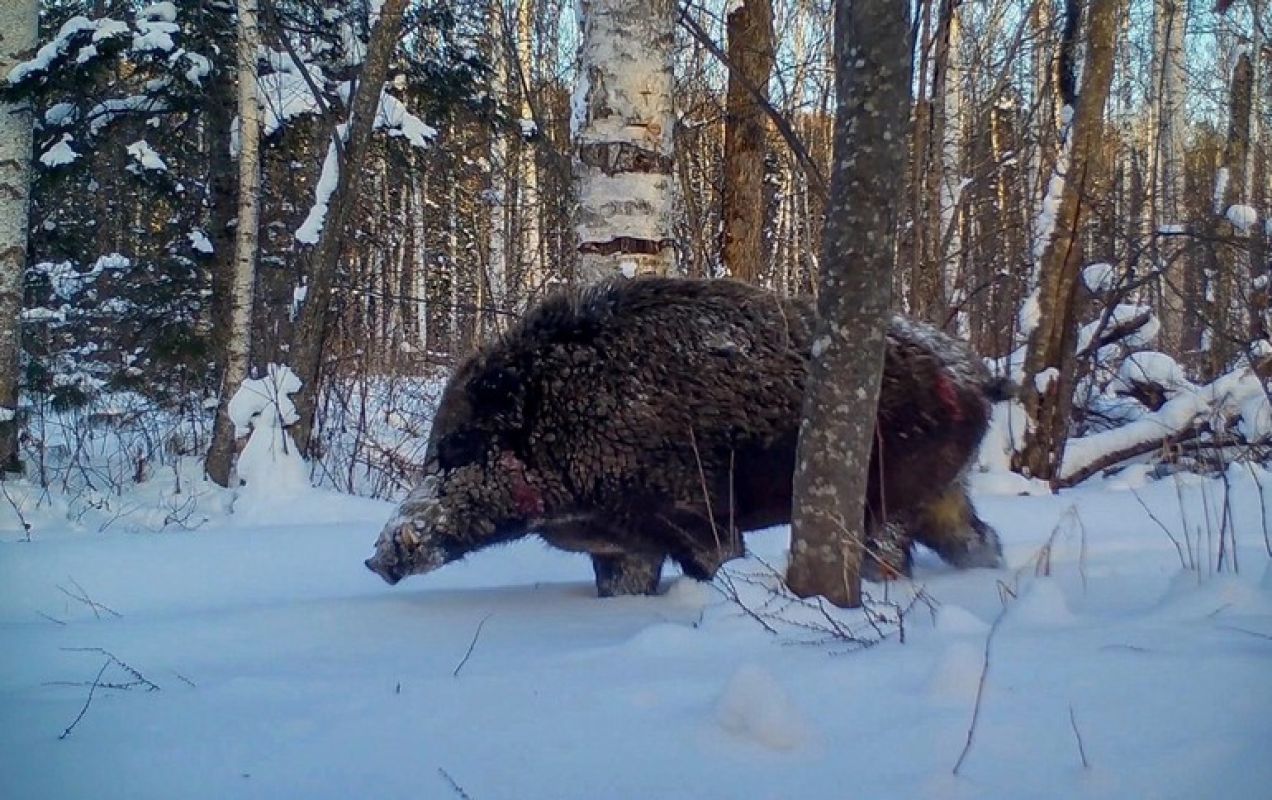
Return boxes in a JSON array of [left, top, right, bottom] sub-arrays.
[[365, 358, 544, 585]]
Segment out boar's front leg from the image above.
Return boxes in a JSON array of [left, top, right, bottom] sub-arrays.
[[591, 552, 665, 597]]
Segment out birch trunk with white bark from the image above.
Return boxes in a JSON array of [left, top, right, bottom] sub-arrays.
[[0, 0, 36, 474], [572, 0, 676, 283], [206, 0, 263, 487], [517, 0, 543, 298]]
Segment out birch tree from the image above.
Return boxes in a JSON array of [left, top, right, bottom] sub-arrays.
[[787, 0, 912, 608], [572, 0, 677, 282], [516, 0, 543, 297], [720, 0, 774, 283], [1152, 0, 1191, 352], [206, 0, 264, 487], [0, 0, 36, 474]]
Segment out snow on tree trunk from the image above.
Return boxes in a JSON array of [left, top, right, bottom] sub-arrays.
[[786, 0, 912, 609], [720, 0, 773, 284], [290, 0, 409, 455], [206, 0, 264, 488], [0, 0, 37, 474], [1016, 0, 1122, 484], [572, 0, 676, 283]]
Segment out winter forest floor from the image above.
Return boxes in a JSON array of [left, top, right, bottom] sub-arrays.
[[2, 465, 1271, 799]]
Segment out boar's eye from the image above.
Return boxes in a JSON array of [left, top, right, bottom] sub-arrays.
[[436, 428, 488, 470]]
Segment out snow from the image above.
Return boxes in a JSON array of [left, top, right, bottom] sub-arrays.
[[2, 465, 1271, 797], [1227, 205, 1258, 233], [44, 103, 78, 127], [1060, 390, 1209, 480], [1081, 262, 1117, 293], [87, 96, 167, 137], [138, 2, 178, 22], [8, 17, 97, 84], [1111, 350, 1192, 394], [375, 92, 437, 149], [1017, 290, 1041, 337], [187, 230, 213, 254], [0, 408, 14, 422], [257, 52, 327, 137], [225, 365, 308, 518], [131, 4, 179, 54], [40, 134, 80, 168], [126, 140, 168, 173], [715, 664, 810, 750], [296, 132, 343, 245], [1034, 366, 1059, 393], [1214, 167, 1229, 214]]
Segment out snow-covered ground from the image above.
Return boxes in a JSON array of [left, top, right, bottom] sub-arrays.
[[2, 466, 1271, 799]]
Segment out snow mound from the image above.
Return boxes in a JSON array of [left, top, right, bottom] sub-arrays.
[[227, 365, 308, 517], [662, 576, 710, 610], [1111, 350, 1193, 394], [1011, 579, 1076, 627], [715, 664, 809, 751], [934, 604, 990, 636], [926, 641, 983, 703], [624, 623, 699, 655]]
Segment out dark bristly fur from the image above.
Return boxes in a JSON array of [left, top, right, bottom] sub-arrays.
[[366, 277, 1003, 596]]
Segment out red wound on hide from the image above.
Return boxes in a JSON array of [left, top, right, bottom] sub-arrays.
[[501, 451, 545, 517], [934, 372, 964, 422]]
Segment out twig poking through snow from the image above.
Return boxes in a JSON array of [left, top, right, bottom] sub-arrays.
[[437, 766, 474, 799], [1, 480, 32, 541], [1215, 625, 1272, 642], [57, 578, 122, 620], [951, 585, 1010, 776], [452, 614, 493, 678], [61, 647, 160, 691], [1069, 704, 1091, 769], [59, 659, 110, 740], [35, 610, 67, 626], [1130, 489, 1189, 570]]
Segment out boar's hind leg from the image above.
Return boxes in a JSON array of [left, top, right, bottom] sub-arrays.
[[861, 518, 914, 583], [592, 552, 665, 597], [910, 484, 1003, 570]]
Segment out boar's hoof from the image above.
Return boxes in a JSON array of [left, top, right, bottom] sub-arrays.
[[592, 552, 665, 597]]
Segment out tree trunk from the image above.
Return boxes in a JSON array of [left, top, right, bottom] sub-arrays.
[[206, 0, 264, 487], [572, 0, 677, 282], [1016, 0, 1123, 484], [0, 0, 37, 475], [787, 0, 912, 609], [487, 0, 510, 328], [289, 0, 409, 455], [517, 0, 544, 300], [720, 0, 774, 284], [1153, 0, 1191, 354]]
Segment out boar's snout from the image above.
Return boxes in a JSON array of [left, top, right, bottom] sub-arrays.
[[365, 557, 403, 585]]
